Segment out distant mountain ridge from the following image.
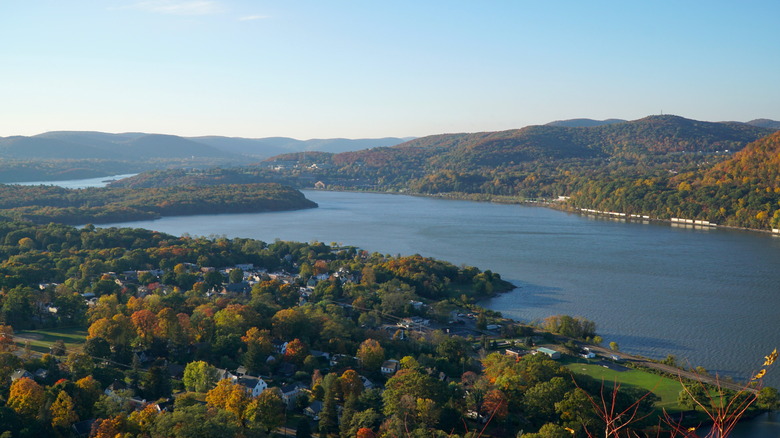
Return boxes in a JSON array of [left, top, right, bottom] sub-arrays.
[[192, 135, 415, 157], [0, 131, 414, 162], [545, 118, 627, 127], [746, 119, 780, 129]]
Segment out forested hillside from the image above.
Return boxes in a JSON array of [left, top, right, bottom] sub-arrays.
[[568, 130, 780, 229], [107, 115, 780, 230], [0, 183, 316, 225]]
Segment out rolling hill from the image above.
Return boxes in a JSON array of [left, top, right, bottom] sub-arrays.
[[99, 114, 780, 230], [545, 118, 626, 127], [321, 115, 775, 171]]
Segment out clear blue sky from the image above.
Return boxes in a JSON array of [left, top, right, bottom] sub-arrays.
[[1, 1, 778, 139]]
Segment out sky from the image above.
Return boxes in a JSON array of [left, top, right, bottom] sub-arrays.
[[1, 0, 779, 140]]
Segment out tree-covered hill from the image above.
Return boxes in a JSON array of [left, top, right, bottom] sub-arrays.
[[0, 133, 233, 161], [0, 183, 317, 225], [568, 130, 780, 229], [99, 115, 780, 230], [747, 118, 780, 129], [329, 115, 772, 171], [546, 118, 626, 127]]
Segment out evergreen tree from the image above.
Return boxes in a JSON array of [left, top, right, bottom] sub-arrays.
[[319, 382, 339, 437]]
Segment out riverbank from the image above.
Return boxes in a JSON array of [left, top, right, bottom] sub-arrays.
[[374, 189, 780, 237]]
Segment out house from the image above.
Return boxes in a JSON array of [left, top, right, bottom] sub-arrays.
[[360, 375, 375, 389], [239, 376, 268, 398], [305, 400, 323, 420], [505, 348, 528, 359], [222, 281, 251, 294], [215, 368, 238, 383], [314, 181, 325, 189], [280, 382, 307, 405], [104, 380, 128, 402], [10, 369, 33, 382], [381, 359, 400, 375], [535, 347, 561, 360], [272, 340, 289, 355], [398, 317, 429, 328], [409, 300, 425, 310]]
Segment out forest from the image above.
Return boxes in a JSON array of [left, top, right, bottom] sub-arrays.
[[0, 221, 775, 437], [0, 183, 317, 225]]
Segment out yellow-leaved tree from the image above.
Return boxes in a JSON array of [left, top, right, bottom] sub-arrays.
[[8, 377, 44, 418], [50, 390, 78, 429]]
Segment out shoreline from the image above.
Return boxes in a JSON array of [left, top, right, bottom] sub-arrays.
[[318, 188, 780, 237]]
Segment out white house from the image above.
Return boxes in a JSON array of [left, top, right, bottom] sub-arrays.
[[239, 376, 268, 398], [381, 359, 400, 375]]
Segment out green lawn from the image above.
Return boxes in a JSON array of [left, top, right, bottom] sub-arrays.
[[14, 326, 88, 355], [563, 356, 685, 412]]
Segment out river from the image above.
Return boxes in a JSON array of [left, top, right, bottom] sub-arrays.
[[41, 178, 780, 436], [98, 191, 780, 384], [12, 174, 138, 189]]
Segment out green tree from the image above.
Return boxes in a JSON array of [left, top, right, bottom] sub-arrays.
[[182, 360, 217, 393], [229, 268, 244, 284], [66, 352, 95, 380], [356, 338, 385, 372], [522, 376, 572, 425], [319, 381, 339, 437], [757, 387, 780, 411], [678, 383, 709, 411], [84, 338, 111, 358], [522, 423, 572, 438], [50, 339, 67, 356], [141, 365, 172, 401]]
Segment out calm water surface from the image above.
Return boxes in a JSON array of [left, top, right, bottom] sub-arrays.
[[96, 189, 780, 436], [12, 174, 137, 189]]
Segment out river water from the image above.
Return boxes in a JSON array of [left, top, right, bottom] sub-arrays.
[[66, 184, 780, 436], [98, 191, 780, 382], [12, 174, 138, 189]]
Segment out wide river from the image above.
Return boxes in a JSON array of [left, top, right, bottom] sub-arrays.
[[99, 191, 780, 380], [95, 189, 780, 436]]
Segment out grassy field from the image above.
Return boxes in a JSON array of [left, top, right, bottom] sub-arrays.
[[14, 326, 88, 355], [563, 356, 685, 413]]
